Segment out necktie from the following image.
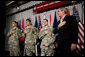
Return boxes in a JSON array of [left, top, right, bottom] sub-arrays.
[[60, 16, 62, 23]]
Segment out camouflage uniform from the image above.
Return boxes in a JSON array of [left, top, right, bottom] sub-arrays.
[[39, 26, 55, 56], [7, 27, 21, 56], [22, 26, 38, 56]]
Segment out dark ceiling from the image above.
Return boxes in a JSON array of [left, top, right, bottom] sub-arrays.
[[0, 1, 31, 16], [0, 1, 30, 9]]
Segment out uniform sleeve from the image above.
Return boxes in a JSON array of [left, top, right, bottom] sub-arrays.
[[22, 33, 25, 38], [33, 27, 38, 39], [47, 34, 56, 46], [7, 30, 12, 37], [17, 28, 22, 38], [49, 27, 54, 32], [21, 28, 26, 38], [32, 27, 39, 44], [24, 28, 27, 34], [47, 27, 56, 46], [21, 27, 27, 38], [39, 29, 46, 39]]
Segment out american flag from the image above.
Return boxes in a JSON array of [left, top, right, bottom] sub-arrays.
[[77, 21, 84, 54], [73, 6, 84, 55], [38, 15, 42, 32]]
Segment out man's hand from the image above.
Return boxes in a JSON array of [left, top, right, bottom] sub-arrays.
[[71, 43, 77, 51], [58, 21, 66, 28], [45, 30, 50, 34], [11, 30, 16, 34], [44, 43, 48, 47], [25, 29, 30, 34]]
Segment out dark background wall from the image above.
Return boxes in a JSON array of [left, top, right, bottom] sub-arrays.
[[0, 1, 6, 56]]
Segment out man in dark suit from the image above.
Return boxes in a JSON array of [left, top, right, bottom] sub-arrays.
[[54, 7, 78, 56]]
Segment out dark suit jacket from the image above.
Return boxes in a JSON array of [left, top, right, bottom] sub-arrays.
[[54, 15, 78, 50]]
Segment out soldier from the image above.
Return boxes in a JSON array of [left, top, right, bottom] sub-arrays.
[[7, 21, 21, 56], [39, 19, 56, 56], [22, 19, 38, 56]]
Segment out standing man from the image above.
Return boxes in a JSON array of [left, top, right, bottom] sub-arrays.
[[22, 19, 38, 56], [7, 21, 21, 56], [39, 19, 55, 56], [54, 8, 78, 56]]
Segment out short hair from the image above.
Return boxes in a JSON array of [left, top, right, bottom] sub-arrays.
[[12, 21, 18, 26], [26, 18, 31, 22], [58, 7, 67, 14], [43, 19, 48, 22], [12, 21, 17, 24]]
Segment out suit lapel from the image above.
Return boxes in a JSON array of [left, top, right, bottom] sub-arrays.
[[63, 15, 67, 21]]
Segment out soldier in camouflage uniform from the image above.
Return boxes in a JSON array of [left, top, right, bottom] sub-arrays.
[[22, 19, 38, 56], [7, 21, 21, 56], [39, 19, 56, 56]]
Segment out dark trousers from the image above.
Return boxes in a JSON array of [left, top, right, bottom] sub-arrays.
[[19, 41, 24, 56], [54, 47, 78, 56]]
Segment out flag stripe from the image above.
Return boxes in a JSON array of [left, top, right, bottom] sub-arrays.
[[81, 45, 84, 49], [78, 36, 84, 45], [77, 44, 81, 51], [77, 21, 84, 52], [50, 13, 51, 26], [80, 21, 84, 27], [78, 37, 80, 43], [78, 30, 84, 39], [78, 23, 84, 32], [78, 22, 84, 30]]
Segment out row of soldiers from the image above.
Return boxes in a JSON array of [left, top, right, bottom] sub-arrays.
[[7, 7, 78, 56], [7, 18, 56, 56]]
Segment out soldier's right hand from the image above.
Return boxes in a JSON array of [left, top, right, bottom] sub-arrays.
[[44, 43, 48, 47], [25, 29, 30, 34], [45, 30, 50, 34], [11, 30, 16, 34]]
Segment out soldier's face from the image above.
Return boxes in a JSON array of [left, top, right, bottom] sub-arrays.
[[43, 20, 48, 26], [12, 22, 17, 27], [26, 21, 30, 26], [57, 8, 64, 17]]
